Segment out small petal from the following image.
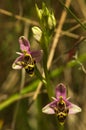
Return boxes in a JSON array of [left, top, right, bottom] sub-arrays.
[[19, 36, 30, 52], [68, 103, 82, 114], [56, 83, 66, 99], [12, 55, 23, 69], [48, 12, 56, 29], [16, 52, 23, 55], [31, 50, 43, 62]]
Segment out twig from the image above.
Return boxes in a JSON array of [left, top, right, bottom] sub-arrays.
[[52, 36, 86, 64], [47, 0, 72, 69], [59, 0, 86, 30], [64, 18, 85, 24], [66, 20, 86, 32], [61, 30, 80, 39], [74, 53, 86, 74], [62, 36, 86, 55], [11, 4, 29, 128], [0, 8, 38, 26]]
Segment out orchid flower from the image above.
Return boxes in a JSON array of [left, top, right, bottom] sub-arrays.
[[12, 36, 42, 76], [42, 83, 81, 125]]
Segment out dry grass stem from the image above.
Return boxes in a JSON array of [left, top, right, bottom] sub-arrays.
[[0, 8, 38, 26]]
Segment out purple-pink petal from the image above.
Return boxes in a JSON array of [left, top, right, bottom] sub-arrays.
[[42, 105, 55, 114], [42, 83, 82, 116], [12, 55, 24, 69], [64, 99, 81, 114], [19, 36, 30, 53], [56, 83, 66, 99], [68, 103, 81, 114], [31, 50, 43, 62], [42, 101, 57, 114]]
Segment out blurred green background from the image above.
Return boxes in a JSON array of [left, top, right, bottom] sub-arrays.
[[0, 0, 86, 130]]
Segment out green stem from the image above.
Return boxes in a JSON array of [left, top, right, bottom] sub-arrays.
[[59, 125, 64, 130], [35, 66, 46, 85]]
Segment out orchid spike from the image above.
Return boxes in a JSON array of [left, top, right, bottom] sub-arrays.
[[12, 36, 42, 76], [42, 83, 81, 125]]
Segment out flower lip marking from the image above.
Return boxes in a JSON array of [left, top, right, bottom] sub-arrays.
[[42, 83, 82, 125], [52, 96, 69, 125], [56, 111, 68, 125], [57, 96, 66, 112], [22, 53, 36, 76], [25, 66, 34, 75]]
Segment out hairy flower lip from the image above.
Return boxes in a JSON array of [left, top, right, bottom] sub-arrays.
[[42, 83, 81, 115]]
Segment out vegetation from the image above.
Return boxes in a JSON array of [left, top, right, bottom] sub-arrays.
[[0, 0, 86, 130]]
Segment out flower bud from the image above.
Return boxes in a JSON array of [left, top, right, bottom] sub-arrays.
[[36, 3, 56, 30], [35, 4, 42, 20], [48, 12, 56, 30], [32, 26, 42, 42]]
